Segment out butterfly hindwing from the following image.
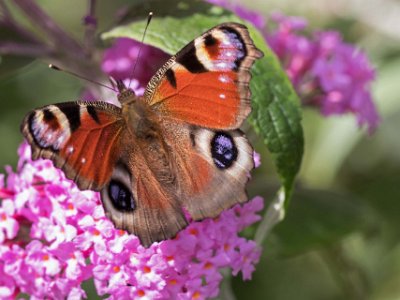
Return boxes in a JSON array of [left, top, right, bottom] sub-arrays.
[[162, 122, 254, 221], [21, 101, 125, 190], [99, 148, 188, 247], [144, 22, 263, 130], [184, 128, 254, 220]]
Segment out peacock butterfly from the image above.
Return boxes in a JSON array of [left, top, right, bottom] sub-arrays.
[[20, 22, 263, 247]]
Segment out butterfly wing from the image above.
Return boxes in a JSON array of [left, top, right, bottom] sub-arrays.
[[99, 144, 188, 247], [21, 101, 125, 191], [21, 100, 188, 247], [180, 127, 254, 220], [144, 22, 263, 130], [156, 121, 254, 222]]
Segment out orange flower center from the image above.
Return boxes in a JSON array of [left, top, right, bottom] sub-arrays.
[[143, 266, 151, 273], [224, 243, 230, 251], [112, 266, 120, 273], [204, 262, 213, 269], [189, 228, 198, 236]]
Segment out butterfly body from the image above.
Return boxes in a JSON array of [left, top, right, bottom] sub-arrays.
[[21, 23, 263, 246]]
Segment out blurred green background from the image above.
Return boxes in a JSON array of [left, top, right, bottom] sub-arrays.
[[1, 0, 400, 299]]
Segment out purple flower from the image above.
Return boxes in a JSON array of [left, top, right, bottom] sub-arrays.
[[102, 38, 170, 87], [0, 142, 263, 299], [266, 12, 379, 133]]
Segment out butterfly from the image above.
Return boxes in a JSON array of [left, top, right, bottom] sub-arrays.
[[20, 22, 263, 247]]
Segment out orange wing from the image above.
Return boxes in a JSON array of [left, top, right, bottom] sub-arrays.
[[21, 101, 125, 190], [144, 22, 263, 130]]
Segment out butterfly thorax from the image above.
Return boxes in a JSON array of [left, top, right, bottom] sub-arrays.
[[121, 95, 158, 139], [121, 96, 176, 189]]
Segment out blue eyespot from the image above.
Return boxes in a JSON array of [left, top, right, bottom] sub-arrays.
[[108, 180, 135, 211], [211, 132, 238, 169]]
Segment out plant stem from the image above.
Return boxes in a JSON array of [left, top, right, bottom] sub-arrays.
[[83, 0, 97, 53], [0, 0, 12, 19], [0, 42, 53, 56], [254, 189, 285, 246], [2, 0, 110, 100], [220, 269, 236, 300], [13, 0, 86, 58]]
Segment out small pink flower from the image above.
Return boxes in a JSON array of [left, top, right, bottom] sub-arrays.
[[0, 207, 18, 243], [25, 241, 61, 276], [232, 240, 261, 280], [67, 287, 87, 300]]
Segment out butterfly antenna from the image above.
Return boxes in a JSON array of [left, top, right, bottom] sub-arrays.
[[128, 12, 153, 89], [49, 64, 118, 92]]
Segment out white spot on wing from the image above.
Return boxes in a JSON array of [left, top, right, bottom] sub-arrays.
[[218, 74, 230, 83], [216, 62, 228, 69]]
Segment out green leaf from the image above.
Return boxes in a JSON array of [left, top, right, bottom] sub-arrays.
[[268, 189, 368, 256], [102, 0, 303, 206], [247, 29, 303, 204]]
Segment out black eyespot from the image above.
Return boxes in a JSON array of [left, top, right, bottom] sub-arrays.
[[211, 132, 238, 169], [108, 180, 135, 211]]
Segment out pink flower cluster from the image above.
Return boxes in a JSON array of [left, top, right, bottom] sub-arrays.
[[266, 13, 379, 133], [0, 143, 263, 299]]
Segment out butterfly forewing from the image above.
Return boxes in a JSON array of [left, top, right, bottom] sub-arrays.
[[144, 22, 263, 130], [21, 101, 125, 190]]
